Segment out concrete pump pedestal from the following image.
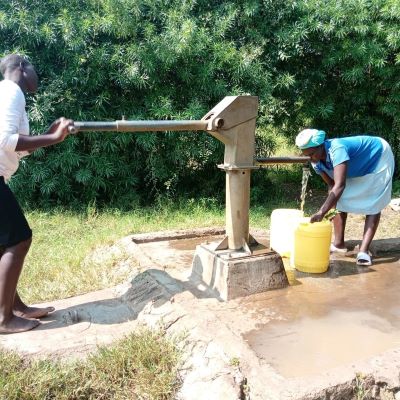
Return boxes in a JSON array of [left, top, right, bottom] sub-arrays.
[[191, 242, 289, 301]]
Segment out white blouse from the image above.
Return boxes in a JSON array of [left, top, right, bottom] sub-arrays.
[[0, 79, 30, 180]]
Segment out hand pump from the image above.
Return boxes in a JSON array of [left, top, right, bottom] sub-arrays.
[[69, 96, 309, 254]]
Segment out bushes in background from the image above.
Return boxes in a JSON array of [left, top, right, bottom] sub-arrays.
[[1, 0, 399, 206]]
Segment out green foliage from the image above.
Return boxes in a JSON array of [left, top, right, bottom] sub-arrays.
[[1, 0, 399, 205], [392, 179, 400, 197], [0, 0, 273, 205], [273, 0, 400, 159]]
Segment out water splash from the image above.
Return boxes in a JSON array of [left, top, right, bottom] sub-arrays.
[[300, 167, 311, 211]]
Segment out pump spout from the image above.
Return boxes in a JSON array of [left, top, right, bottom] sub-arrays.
[[256, 156, 310, 165]]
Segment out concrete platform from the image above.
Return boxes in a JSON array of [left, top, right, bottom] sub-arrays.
[[1, 228, 400, 399], [132, 231, 400, 399]]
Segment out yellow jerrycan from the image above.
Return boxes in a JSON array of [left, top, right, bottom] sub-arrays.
[[292, 218, 332, 273]]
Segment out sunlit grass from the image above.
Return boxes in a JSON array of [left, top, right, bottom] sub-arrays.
[[21, 200, 222, 303], [20, 198, 296, 304], [0, 327, 181, 400]]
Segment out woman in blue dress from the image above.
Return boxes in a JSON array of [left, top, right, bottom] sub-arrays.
[[295, 129, 394, 266]]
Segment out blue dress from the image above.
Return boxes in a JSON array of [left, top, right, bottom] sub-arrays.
[[312, 136, 394, 214]]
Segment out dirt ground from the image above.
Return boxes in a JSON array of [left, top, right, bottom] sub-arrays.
[[304, 188, 400, 241], [1, 206, 400, 399], [342, 206, 400, 241]]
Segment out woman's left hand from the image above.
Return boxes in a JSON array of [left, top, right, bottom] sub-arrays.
[[310, 212, 324, 223]]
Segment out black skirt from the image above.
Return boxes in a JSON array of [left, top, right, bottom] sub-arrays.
[[0, 177, 32, 247]]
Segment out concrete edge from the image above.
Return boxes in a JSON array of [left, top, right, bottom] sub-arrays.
[[131, 227, 226, 243]]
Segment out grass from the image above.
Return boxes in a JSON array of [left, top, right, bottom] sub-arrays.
[[0, 327, 181, 400], [5, 176, 400, 399], [19, 197, 298, 305], [1, 192, 296, 399], [21, 199, 222, 303], [3, 200, 209, 400], [0, 189, 298, 399], [353, 373, 371, 400]]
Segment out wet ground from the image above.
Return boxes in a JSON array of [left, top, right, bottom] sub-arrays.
[[1, 227, 400, 399], [242, 254, 400, 378], [138, 233, 400, 383]]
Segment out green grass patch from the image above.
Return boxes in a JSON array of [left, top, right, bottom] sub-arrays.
[[0, 327, 181, 400], [20, 197, 299, 305], [21, 199, 225, 303]]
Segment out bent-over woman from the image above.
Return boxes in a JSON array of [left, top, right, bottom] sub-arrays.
[[295, 128, 394, 266]]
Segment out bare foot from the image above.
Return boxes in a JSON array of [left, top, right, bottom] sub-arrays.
[[0, 315, 40, 334], [14, 306, 55, 319]]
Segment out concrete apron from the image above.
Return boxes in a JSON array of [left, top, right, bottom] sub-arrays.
[[1, 228, 400, 399]]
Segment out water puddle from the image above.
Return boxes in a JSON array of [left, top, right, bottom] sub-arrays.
[[244, 309, 400, 378], [168, 235, 223, 251], [242, 255, 400, 378]]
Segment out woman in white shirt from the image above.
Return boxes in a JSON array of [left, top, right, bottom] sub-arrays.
[[0, 54, 74, 333]]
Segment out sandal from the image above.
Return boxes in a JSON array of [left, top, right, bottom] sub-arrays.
[[330, 244, 347, 253], [356, 251, 372, 266]]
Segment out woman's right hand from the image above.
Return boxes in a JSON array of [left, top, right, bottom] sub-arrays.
[[46, 117, 74, 142], [310, 211, 324, 223]]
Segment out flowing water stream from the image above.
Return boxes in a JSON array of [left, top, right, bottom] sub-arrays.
[[300, 166, 311, 211]]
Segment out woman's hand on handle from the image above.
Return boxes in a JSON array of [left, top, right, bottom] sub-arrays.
[[16, 117, 75, 152], [46, 117, 75, 142]]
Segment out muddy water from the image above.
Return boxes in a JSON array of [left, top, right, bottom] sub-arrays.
[[242, 254, 400, 378], [140, 234, 400, 378], [140, 235, 225, 267], [168, 235, 223, 251], [245, 309, 400, 378]]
